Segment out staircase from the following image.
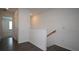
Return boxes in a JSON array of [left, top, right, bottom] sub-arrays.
[[47, 30, 56, 37], [47, 30, 56, 49]]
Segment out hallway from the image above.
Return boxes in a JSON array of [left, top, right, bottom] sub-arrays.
[[0, 8, 79, 51]]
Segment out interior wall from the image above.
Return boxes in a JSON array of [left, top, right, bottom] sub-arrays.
[[31, 11, 56, 47], [0, 17, 2, 39], [18, 8, 30, 43], [53, 9, 79, 51], [32, 9, 79, 50], [30, 29, 47, 51], [13, 9, 18, 40], [31, 15, 41, 29]]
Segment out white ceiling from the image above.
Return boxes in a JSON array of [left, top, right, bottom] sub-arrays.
[[0, 8, 17, 13], [0, 8, 52, 15], [28, 8, 53, 15]]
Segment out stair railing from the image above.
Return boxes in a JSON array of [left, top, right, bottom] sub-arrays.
[[47, 30, 56, 37]]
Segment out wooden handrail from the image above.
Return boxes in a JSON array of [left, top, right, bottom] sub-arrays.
[[47, 30, 56, 37]]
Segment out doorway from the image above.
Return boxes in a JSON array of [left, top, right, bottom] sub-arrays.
[[2, 16, 13, 38]]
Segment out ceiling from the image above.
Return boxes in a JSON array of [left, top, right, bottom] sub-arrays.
[[28, 8, 53, 15], [0, 8, 17, 13], [0, 8, 52, 15]]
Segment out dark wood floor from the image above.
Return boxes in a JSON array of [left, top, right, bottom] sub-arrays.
[[0, 37, 70, 51], [0, 37, 42, 51], [47, 45, 70, 51], [0, 37, 17, 51], [17, 42, 42, 51]]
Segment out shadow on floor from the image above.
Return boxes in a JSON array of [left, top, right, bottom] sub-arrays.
[[47, 45, 70, 51], [17, 42, 42, 51]]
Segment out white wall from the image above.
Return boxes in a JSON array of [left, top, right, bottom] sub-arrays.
[[31, 11, 57, 47], [32, 9, 79, 50], [13, 10, 18, 40], [18, 9, 30, 43], [53, 9, 79, 51], [30, 29, 47, 51]]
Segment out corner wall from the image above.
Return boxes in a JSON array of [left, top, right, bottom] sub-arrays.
[[30, 29, 47, 51], [18, 9, 30, 43], [13, 10, 18, 40]]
